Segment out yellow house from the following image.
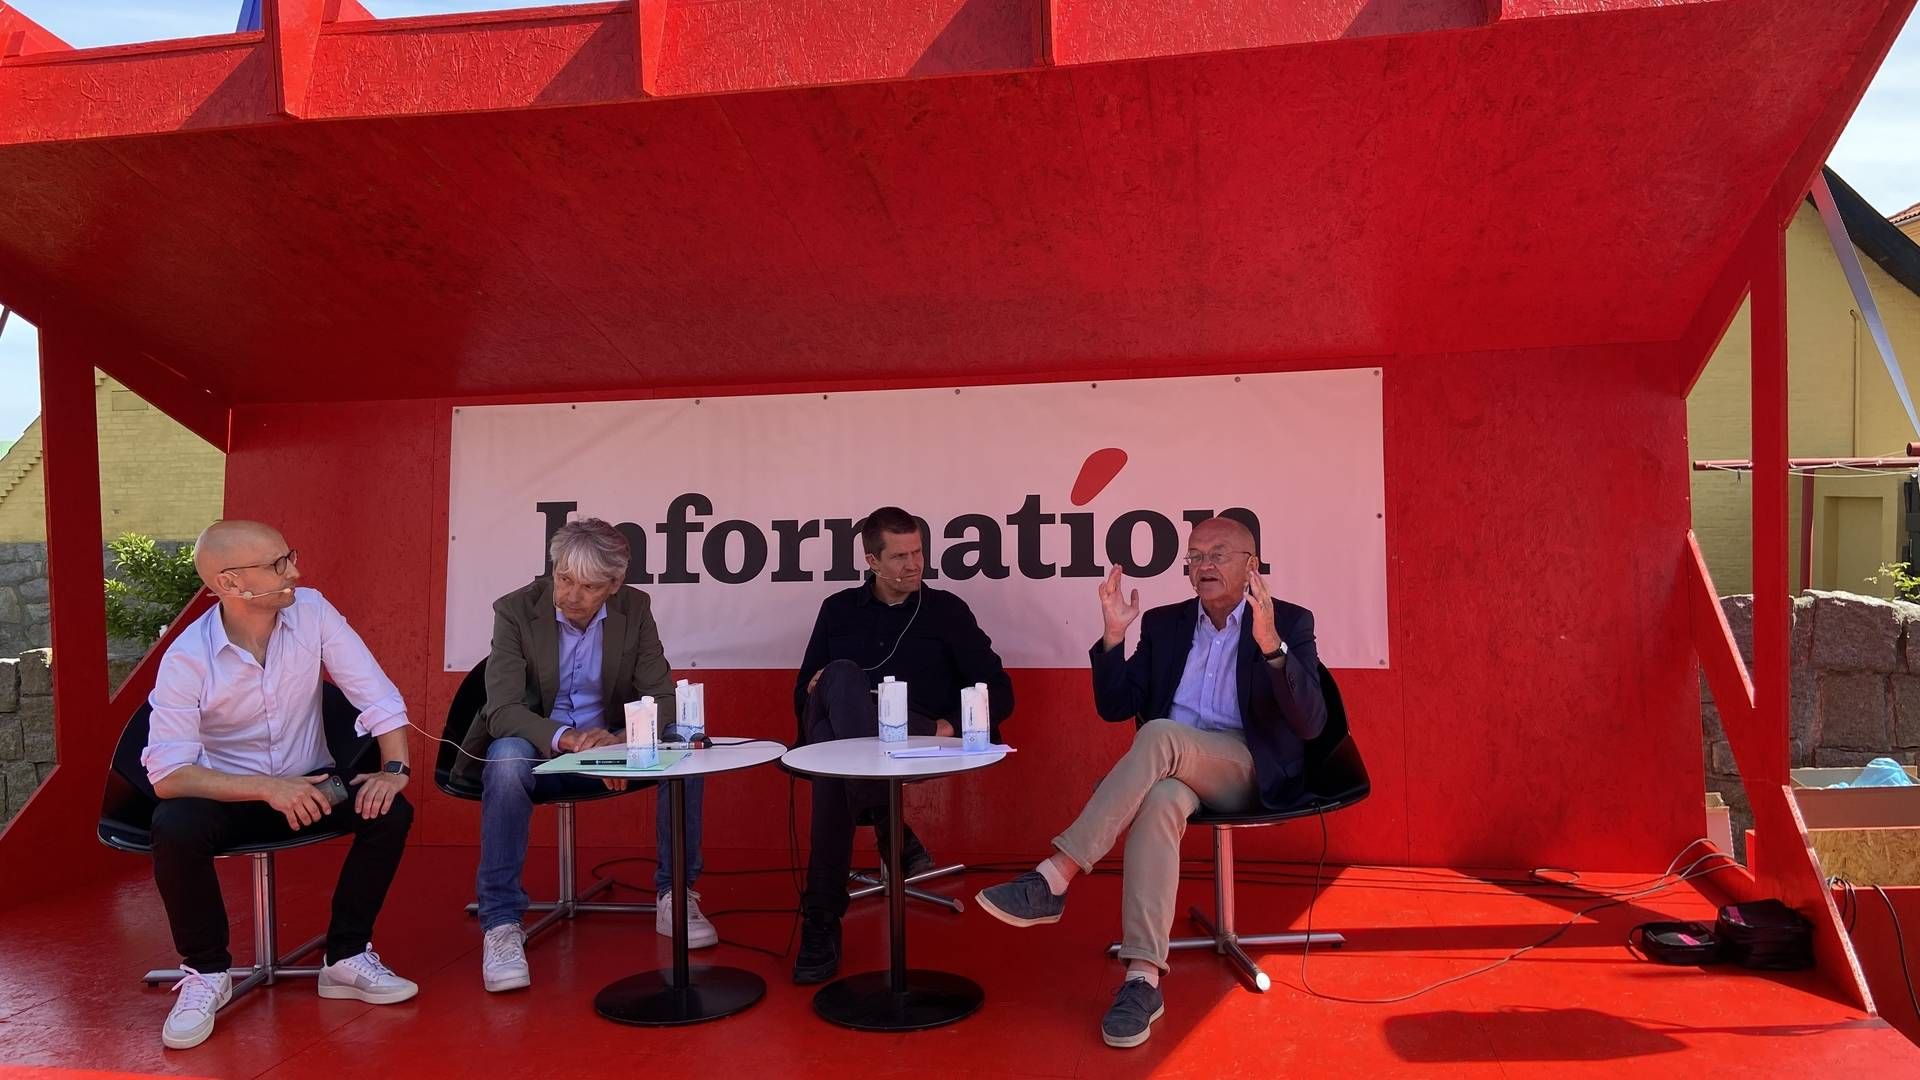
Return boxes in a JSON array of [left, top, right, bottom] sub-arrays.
[[0, 372, 224, 543], [1896, 200, 1918, 245], [1690, 170, 1920, 596]]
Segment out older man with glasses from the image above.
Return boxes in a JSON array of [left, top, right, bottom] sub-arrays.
[[973, 515, 1327, 1050], [452, 517, 713, 995]]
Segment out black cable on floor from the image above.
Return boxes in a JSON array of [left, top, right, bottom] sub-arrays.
[[1872, 884, 1920, 1025]]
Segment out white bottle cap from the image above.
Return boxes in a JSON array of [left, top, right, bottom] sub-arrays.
[[883, 675, 896, 682]]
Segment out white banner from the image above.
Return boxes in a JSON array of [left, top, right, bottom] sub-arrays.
[[445, 371, 1388, 671]]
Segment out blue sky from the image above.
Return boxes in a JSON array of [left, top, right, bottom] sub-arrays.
[[2, 4, 1918, 440]]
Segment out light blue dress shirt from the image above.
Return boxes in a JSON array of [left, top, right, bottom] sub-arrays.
[[549, 604, 607, 750], [1169, 598, 1245, 733]]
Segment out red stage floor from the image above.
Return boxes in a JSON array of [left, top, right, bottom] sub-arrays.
[[2, 845, 1914, 1078]]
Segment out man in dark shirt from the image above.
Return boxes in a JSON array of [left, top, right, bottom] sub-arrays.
[[790, 505, 1014, 984]]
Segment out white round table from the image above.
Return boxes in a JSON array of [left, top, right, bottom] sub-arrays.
[[576, 738, 787, 1026], [780, 735, 1007, 1031]]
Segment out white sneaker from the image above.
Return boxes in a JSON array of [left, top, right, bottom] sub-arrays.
[[656, 889, 719, 949], [162, 967, 231, 1050], [481, 924, 530, 993], [316, 947, 419, 1004]]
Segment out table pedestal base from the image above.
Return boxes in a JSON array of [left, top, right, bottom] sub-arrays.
[[812, 969, 984, 1031], [595, 966, 765, 1026]]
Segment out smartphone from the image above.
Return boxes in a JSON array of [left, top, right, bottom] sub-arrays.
[[316, 774, 350, 808]]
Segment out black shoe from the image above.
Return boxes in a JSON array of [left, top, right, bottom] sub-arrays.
[[1101, 978, 1165, 1049], [792, 910, 841, 985], [872, 821, 937, 882]]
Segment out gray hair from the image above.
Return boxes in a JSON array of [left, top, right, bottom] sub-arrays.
[[549, 518, 630, 585]]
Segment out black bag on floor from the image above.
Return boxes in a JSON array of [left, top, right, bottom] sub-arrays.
[[1715, 899, 1814, 970]]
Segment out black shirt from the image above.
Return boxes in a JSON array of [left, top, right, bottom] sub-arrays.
[[794, 577, 1015, 739]]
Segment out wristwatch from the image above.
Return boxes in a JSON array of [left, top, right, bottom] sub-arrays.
[[382, 761, 412, 777], [1261, 642, 1288, 662]]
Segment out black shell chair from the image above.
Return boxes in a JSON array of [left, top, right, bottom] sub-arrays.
[[436, 659, 656, 942], [1105, 663, 1371, 991], [100, 683, 373, 997]]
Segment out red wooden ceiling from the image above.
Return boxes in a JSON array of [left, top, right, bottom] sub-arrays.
[[0, 0, 1906, 404]]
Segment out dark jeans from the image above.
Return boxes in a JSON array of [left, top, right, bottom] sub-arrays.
[[150, 789, 413, 971], [801, 660, 933, 918]]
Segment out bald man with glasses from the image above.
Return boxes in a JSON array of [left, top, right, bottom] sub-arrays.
[[974, 516, 1327, 1049]]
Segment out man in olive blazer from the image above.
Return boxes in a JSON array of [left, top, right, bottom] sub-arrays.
[[460, 519, 713, 997]]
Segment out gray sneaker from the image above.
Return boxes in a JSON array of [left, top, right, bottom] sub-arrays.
[[975, 871, 1065, 927], [1101, 978, 1165, 1048]]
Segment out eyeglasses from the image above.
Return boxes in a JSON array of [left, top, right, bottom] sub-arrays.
[[221, 549, 298, 577], [1183, 550, 1252, 570]]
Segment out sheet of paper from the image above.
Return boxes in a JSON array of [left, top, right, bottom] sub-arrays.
[[533, 749, 689, 774], [884, 746, 1016, 759]]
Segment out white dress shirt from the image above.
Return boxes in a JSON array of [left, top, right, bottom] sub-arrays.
[[142, 588, 409, 785]]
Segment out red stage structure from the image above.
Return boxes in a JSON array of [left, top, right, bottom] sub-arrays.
[[2, 0, 1918, 1073]]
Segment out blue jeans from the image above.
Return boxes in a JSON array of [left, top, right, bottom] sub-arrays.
[[475, 737, 704, 930]]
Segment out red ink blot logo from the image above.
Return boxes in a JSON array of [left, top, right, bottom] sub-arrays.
[[1071, 448, 1128, 506]]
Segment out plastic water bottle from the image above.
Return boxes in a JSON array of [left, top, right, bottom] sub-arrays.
[[878, 677, 908, 744], [625, 696, 659, 768], [676, 679, 705, 742], [962, 683, 990, 752]]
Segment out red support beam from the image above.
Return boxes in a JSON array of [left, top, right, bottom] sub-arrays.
[[1799, 473, 1815, 593], [264, 0, 327, 118], [1761, 0, 1919, 228], [0, 327, 118, 892], [0, 2, 69, 61], [1686, 533, 1875, 1012], [1751, 223, 1790, 786]]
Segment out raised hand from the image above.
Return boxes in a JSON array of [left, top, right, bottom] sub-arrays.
[[1098, 565, 1142, 648], [1246, 562, 1281, 653]]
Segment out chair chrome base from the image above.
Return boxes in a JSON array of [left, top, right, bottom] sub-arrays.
[[462, 802, 655, 942], [141, 852, 327, 1004], [849, 862, 966, 914], [1103, 825, 1344, 992]]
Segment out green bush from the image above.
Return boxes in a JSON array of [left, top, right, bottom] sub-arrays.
[[104, 534, 201, 647], [1871, 561, 1920, 604]]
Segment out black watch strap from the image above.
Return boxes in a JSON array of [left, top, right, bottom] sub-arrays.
[[382, 761, 412, 777], [1261, 644, 1287, 662]]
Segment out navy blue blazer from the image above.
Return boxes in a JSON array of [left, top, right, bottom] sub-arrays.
[[1089, 598, 1328, 810]]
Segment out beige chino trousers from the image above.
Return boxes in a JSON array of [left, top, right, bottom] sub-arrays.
[[1052, 718, 1258, 971]]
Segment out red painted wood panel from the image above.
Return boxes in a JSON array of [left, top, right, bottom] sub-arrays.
[[0, 37, 270, 144], [1050, 0, 1488, 65], [648, 0, 1044, 96], [1391, 344, 1700, 870], [306, 6, 636, 119], [0, 1, 1887, 405]]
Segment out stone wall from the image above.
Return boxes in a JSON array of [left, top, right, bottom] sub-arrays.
[[0, 540, 191, 658], [0, 649, 54, 824], [1703, 590, 1920, 855], [0, 544, 50, 658], [0, 647, 138, 825]]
